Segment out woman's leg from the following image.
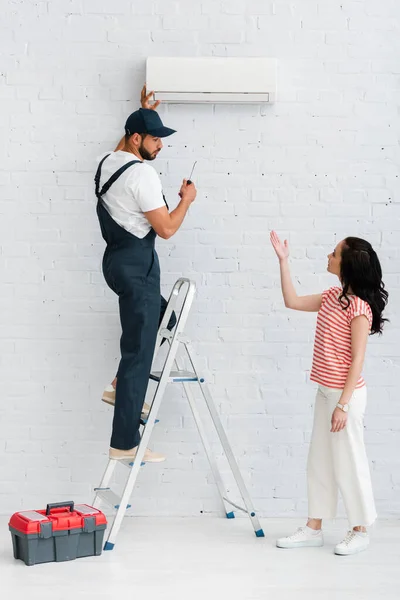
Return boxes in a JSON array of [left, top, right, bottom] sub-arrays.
[[329, 386, 377, 529], [307, 518, 322, 531], [307, 386, 339, 522], [276, 386, 334, 549]]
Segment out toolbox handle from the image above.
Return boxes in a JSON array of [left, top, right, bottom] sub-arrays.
[[45, 501, 75, 516]]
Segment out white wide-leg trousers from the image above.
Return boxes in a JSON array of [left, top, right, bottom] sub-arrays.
[[307, 385, 377, 528]]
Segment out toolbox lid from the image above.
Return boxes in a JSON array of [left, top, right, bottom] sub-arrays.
[[9, 502, 107, 535]]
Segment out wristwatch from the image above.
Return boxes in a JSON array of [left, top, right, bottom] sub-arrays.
[[336, 403, 349, 413]]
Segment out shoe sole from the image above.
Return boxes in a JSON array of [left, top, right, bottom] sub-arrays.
[[110, 455, 166, 463], [334, 545, 368, 556], [102, 396, 115, 406], [102, 397, 150, 420], [276, 539, 324, 549]]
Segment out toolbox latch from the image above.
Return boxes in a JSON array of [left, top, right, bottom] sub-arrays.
[[39, 521, 53, 539], [83, 517, 96, 533]]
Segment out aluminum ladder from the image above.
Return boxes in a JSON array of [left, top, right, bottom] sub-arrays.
[[93, 278, 264, 550]]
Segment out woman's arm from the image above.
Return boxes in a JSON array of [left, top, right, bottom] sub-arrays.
[[270, 231, 322, 312], [331, 315, 370, 432], [339, 315, 370, 406]]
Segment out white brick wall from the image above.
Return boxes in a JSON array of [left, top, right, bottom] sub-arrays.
[[1, 0, 399, 519]]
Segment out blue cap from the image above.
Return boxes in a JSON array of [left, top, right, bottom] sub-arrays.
[[125, 108, 176, 138]]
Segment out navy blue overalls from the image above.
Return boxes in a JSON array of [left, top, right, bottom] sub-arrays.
[[95, 155, 176, 450]]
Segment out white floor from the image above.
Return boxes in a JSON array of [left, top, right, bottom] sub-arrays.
[[2, 516, 399, 600]]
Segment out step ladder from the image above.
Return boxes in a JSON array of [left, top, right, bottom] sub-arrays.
[[93, 278, 264, 550]]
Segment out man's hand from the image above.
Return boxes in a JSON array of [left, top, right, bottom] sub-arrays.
[[144, 182, 196, 239], [141, 85, 160, 110], [331, 407, 348, 433], [179, 179, 197, 203]]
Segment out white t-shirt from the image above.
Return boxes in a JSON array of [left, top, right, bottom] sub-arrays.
[[96, 151, 166, 239]]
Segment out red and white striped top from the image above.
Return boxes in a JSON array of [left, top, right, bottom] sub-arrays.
[[310, 286, 373, 389]]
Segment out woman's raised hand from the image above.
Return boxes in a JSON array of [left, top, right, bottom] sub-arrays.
[[270, 230, 289, 261]]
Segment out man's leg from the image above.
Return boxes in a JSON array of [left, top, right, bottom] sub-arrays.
[[159, 295, 177, 342], [110, 284, 160, 450], [102, 295, 177, 404]]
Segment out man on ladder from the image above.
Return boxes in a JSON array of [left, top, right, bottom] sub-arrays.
[[95, 87, 197, 463], [94, 278, 265, 549]]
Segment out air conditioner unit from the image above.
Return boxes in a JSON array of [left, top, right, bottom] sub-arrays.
[[146, 57, 277, 104]]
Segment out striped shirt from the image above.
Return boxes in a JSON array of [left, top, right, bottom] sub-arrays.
[[310, 286, 373, 389]]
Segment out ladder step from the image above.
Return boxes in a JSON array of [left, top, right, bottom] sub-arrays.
[[94, 489, 131, 510], [150, 370, 199, 383]]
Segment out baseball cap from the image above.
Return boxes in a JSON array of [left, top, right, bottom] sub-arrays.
[[125, 108, 176, 138]]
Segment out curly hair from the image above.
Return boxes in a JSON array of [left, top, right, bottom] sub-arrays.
[[338, 237, 388, 335]]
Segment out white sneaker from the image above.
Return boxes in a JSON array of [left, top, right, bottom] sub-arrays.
[[334, 530, 369, 556], [109, 446, 166, 463], [102, 385, 151, 419], [276, 526, 324, 549]]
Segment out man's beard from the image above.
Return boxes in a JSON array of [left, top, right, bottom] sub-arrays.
[[139, 142, 157, 161]]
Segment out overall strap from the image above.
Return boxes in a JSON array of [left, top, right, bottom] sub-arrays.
[[95, 155, 143, 199], [94, 154, 110, 199]]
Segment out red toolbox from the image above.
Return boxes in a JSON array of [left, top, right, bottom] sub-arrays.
[[9, 501, 107, 566]]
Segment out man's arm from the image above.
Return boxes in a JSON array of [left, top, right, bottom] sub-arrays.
[[114, 85, 160, 151], [144, 180, 196, 240]]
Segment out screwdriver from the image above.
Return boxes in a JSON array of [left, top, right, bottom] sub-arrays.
[[179, 161, 197, 198], [187, 160, 197, 186]]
